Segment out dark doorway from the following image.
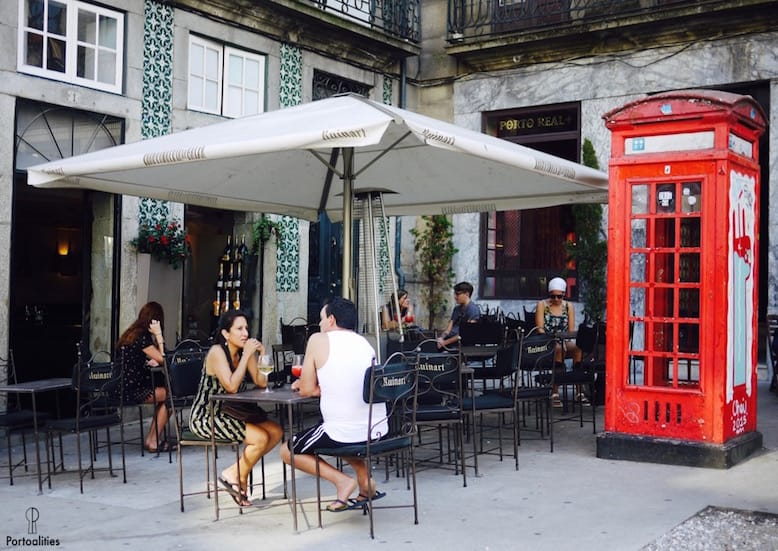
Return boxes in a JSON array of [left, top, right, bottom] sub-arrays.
[[10, 176, 86, 414], [12, 100, 124, 415]]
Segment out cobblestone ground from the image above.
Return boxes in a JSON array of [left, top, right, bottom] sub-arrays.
[[642, 506, 778, 551]]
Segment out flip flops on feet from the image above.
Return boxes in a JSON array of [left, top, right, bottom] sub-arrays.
[[326, 499, 351, 512], [348, 490, 386, 509], [218, 476, 252, 507]]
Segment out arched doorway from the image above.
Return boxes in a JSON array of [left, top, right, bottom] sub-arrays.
[[12, 100, 124, 412]]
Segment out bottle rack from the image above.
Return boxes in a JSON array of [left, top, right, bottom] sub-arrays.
[[212, 234, 251, 319]]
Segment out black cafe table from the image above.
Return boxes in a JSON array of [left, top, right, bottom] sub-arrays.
[[209, 387, 318, 530], [0, 377, 71, 493]]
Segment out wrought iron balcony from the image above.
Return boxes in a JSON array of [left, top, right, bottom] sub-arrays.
[[310, 0, 421, 42], [449, 0, 705, 41]]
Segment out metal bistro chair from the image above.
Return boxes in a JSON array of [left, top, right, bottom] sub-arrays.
[[413, 346, 469, 487], [553, 329, 598, 432], [313, 355, 419, 539], [46, 348, 127, 493], [461, 337, 522, 471], [459, 321, 507, 391], [516, 331, 557, 453], [163, 356, 259, 516]]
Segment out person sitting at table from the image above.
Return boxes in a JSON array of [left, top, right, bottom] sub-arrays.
[[381, 289, 414, 331], [116, 301, 170, 453], [436, 281, 480, 349], [189, 310, 283, 507], [534, 277, 584, 407], [281, 296, 387, 512]]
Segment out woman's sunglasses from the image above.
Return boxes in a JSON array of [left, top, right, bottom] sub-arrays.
[[548, 294, 564, 300]]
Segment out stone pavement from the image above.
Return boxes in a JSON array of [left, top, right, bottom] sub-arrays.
[[2, 379, 777, 551]]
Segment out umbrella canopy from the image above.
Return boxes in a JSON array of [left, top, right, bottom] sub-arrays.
[[27, 93, 608, 222]]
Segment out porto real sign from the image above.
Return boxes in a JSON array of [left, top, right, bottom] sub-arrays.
[[495, 107, 578, 138]]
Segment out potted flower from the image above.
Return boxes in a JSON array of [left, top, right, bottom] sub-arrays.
[[130, 218, 191, 269]]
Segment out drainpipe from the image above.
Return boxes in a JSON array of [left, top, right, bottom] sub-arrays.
[[394, 59, 408, 289]]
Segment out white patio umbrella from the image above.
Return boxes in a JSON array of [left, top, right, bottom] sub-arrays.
[[27, 93, 608, 301]]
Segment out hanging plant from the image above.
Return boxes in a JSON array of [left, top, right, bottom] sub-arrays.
[[130, 218, 191, 269], [251, 215, 283, 254]]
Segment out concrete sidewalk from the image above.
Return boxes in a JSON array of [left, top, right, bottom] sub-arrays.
[[2, 381, 778, 551]]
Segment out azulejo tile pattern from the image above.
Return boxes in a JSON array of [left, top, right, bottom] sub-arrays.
[[379, 75, 394, 292], [275, 43, 303, 293], [383, 75, 393, 104], [139, 0, 174, 225]]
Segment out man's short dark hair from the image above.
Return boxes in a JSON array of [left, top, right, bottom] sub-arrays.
[[324, 296, 358, 331], [454, 281, 473, 297]]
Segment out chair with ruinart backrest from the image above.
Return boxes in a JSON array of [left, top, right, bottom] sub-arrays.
[[76, 341, 149, 457], [413, 347, 469, 486], [168, 339, 206, 431], [516, 330, 557, 452], [313, 355, 419, 539], [45, 347, 127, 493]]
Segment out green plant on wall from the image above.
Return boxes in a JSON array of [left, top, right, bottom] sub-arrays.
[[410, 215, 458, 330], [567, 138, 607, 321], [251, 214, 282, 253]]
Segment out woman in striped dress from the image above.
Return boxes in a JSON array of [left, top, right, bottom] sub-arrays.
[[189, 310, 283, 506]]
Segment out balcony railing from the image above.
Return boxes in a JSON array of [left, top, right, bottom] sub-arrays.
[[448, 0, 689, 42], [310, 0, 421, 42]]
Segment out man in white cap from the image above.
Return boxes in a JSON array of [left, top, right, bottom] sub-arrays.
[[534, 277, 584, 406]]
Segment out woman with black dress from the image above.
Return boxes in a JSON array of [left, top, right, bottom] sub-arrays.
[[116, 301, 169, 452]]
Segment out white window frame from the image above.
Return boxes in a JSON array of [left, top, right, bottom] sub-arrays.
[[222, 46, 265, 118], [17, 0, 124, 94], [188, 35, 223, 115], [188, 35, 266, 118]]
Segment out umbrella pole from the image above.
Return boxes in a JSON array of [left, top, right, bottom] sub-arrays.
[[341, 148, 354, 300]]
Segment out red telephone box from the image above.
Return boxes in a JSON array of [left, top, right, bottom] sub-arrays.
[[597, 90, 766, 468]]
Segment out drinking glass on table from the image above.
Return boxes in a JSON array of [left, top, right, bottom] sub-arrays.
[[257, 354, 274, 393], [291, 354, 304, 378]]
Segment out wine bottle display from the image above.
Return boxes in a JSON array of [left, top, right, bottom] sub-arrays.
[[237, 234, 249, 263], [234, 262, 242, 289], [225, 262, 234, 289], [216, 263, 224, 288], [222, 235, 233, 262]]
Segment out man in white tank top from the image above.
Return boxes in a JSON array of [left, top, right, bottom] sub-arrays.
[[280, 297, 388, 512]]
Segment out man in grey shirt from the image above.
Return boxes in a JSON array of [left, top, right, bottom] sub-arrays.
[[437, 281, 480, 349]]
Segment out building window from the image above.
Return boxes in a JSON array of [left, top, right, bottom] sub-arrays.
[[482, 207, 576, 299], [481, 102, 581, 299], [188, 35, 265, 118], [17, 0, 124, 94]]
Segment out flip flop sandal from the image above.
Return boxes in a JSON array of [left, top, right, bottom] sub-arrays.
[[218, 476, 252, 507], [349, 490, 387, 509], [326, 499, 351, 512]]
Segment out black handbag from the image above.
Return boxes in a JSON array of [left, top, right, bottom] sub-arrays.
[[221, 401, 268, 424]]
